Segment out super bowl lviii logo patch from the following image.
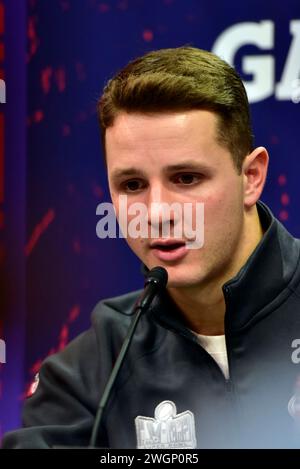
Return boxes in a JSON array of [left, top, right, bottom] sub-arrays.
[[135, 400, 197, 449]]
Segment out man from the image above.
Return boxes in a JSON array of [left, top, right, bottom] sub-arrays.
[[3, 47, 300, 448]]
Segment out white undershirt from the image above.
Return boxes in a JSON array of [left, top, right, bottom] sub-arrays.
[[194, 333, 229, 380]]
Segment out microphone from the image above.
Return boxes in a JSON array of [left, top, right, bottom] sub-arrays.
[[89, 266, 168, 448]]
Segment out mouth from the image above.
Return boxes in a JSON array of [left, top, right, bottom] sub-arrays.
[[150, 240, 188, 262]]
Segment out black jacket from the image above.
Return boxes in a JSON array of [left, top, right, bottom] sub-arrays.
[[3, 201, 300, 449]]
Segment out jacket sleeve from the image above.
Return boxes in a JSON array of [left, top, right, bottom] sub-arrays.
[[2, 326, 104, 449]]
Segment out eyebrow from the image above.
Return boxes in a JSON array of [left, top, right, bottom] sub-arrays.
[[164, 161, 211, 172], [110, 168, 145, 182], [110, 160, 212, 181]]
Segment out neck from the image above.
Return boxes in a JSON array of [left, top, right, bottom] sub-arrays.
[[168, 206, 265, 335]]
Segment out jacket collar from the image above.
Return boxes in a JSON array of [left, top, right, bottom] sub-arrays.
[[144, 201, 300, 334], [222, 200, 300, 330]]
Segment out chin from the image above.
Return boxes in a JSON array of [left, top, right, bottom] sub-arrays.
[[144, 256, 203, 287], [164, 270, 204, 289]]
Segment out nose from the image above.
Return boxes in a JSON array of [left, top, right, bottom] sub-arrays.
[[147, 183, 178, 236]]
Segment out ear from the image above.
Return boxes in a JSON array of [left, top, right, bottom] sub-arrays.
[[243, 146, 269, 208]]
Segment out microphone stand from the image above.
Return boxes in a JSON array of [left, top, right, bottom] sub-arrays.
[[89, 266, 168, 448]]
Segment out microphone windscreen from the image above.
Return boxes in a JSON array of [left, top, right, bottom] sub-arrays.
[[145, 266, 168, 288]]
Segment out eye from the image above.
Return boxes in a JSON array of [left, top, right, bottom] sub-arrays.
[[173, 173, 202, 185], [121, 179, 147, 193]]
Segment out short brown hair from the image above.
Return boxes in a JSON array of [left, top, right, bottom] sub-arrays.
[[98, 46, 254, 173]]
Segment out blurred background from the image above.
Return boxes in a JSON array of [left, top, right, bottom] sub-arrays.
[[0, 0, 299, 438]]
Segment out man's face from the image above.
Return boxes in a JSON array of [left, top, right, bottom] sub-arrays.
[[106, 110, 246, 288]]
